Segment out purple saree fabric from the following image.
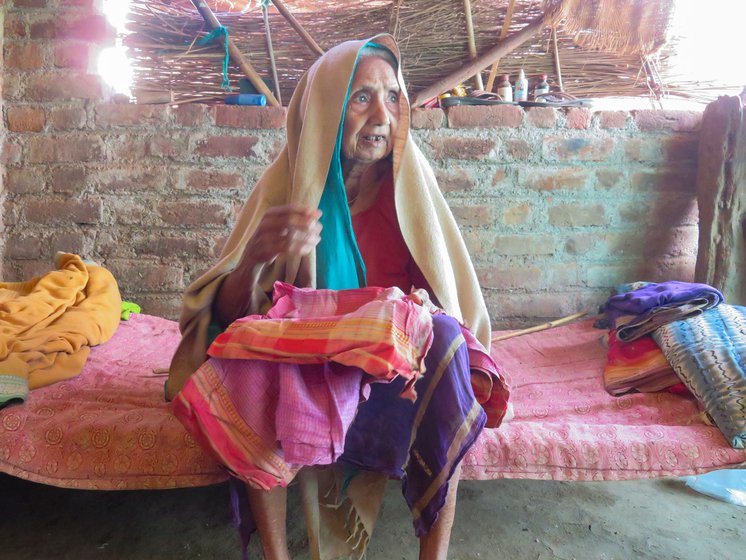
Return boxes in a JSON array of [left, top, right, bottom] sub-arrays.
[[602, 281, 724, 341], [339, 314, 486, 536]]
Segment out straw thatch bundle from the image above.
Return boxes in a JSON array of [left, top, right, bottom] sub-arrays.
[[122, 0, 694, 105]]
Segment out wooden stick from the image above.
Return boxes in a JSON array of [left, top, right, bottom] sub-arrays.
[[463, 0, 483, 90], [271, 0, 324, 57], [491, 311, 588, 342], [552, 25, 564, 92], [411, 11, 548, 107], [262, 3, 282, 106], [189, 0, 280, 106], [485, 0, 516, 92]]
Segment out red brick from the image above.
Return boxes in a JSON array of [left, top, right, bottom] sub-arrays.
[[186, 169, 245, 190], [54, 42, 91, 69], [132, 234, 209, 259], [506, 138, 532, 160], [564, 234, 597, 256], [630, 167, 696, 193], [450, 205, 491, 227], [47, 105, 88, 130], [486, 291, 582, 322], [14, 0, 49, 7], [502, 203, 530, 225], [26, 72, 104, 101], [25, 198, 103, 224], [106, 260, 185, 292], [526, 107, 557, 128], [214, 106, 287, 129], [172, 104, 211, 127], [543, 136, 614, 161], [410, 108, 444, 129], [158, 202, 230, 227], [28, 19, 58, 39], [94, 168, 168, 193], [147, 135, 188, 158], [4, 13, 27, 39], [30, 15, 114, 43], [520, 167, 588, 191], [6, 235, 44, 259], [428, 135, 495, 160], [542, 263, 579, 286], [4, 43, 44, 70], [476, 265, 542, 290], [548, 203, 607, 227], [493, 235, 555, 256], [16, 260, 54, 280], [595, 169, 623, 189], [491, 169, 508, 187], [6, 167, 46, 194], [2, 73, 24, 102], [434, 167, 475, 192], [447, 105, 523, 128], [194, 135, 259, 158], [565, 108, 591, 129], [49, 231, 91, 256], [7, 106, 46, 132], [2, 141, 23, 165], [26, 135, 105, 162], [50, 166, 87, 194], [624, 138, 662, 162], [597, 110, 629, 129], [96, 104, 168, 126], [634, 110, 702, 132]]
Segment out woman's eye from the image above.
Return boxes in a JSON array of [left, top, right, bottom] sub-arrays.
[[355, 93, 369, 103], [388, 92, 399, 103]]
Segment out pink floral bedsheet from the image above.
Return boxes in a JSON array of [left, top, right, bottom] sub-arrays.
[[463, 319, 746, 481], [1, 315, 743, 490]]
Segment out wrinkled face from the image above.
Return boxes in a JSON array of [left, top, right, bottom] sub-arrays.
[[341, 55, 401, 167]]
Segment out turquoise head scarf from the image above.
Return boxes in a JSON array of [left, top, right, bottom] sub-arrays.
[[316, 42, 396, 290]]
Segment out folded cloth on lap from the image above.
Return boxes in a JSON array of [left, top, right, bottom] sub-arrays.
[[653, 304, 746, 449]]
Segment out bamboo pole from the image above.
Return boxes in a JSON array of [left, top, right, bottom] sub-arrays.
[[271, 0, 324, 57], [189, 0, 280, 106], [491, 311, 588, 342], [411, 11, 549, 107], [485, 0, 516, 92], [552, 25, 564, 92], [463, 0, 483, 90], [262, 3, 282, 105]]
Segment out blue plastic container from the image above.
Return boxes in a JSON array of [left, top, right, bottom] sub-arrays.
[[224, 94, 267, 106]]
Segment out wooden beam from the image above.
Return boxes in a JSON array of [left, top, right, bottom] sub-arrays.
[[262, 3, 282, 105], [412, 12, 549, 107], [463, 0, 483, 90], [189, 0, 280, 106], [552, 26, 564, 92], [271, 0, 324, 57]]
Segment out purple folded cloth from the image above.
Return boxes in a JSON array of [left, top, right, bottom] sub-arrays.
[[602, 281, 724, 337]]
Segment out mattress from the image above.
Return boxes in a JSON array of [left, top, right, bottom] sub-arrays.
[[1, 314, 743, 490]]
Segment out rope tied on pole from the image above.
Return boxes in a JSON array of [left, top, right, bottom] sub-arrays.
[[197, 25, 232, 91]]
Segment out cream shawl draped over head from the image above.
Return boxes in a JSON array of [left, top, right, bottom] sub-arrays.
[[166, 33, 490, 400]]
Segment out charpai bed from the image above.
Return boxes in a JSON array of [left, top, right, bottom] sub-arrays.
[[1, 314, 743, 490]]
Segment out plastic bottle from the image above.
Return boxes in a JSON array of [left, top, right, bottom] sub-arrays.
[[496, 74, 512, 102], [224, 94, 267, 106], [514, 68, 529, 102], [534, 74, 550, 100]]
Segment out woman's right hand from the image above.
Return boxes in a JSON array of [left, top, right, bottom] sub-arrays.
[[239, 205, 323, 269]]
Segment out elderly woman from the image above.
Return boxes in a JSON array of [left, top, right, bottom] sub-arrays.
[[167, 34, 508, 560]]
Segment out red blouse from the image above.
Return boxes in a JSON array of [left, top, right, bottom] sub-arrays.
[[351, 172, 431, 294]]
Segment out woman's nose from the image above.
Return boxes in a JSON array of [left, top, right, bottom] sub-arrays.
[[370, 95, 390, 125]]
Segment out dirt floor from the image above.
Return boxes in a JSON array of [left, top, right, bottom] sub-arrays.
[[2, 472, 744, 560]]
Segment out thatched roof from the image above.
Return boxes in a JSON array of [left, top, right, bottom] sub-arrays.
[[124, 0, 682, 105]]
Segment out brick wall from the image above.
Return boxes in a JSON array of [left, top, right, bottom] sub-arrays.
[[2, 2, 704, 327], [0, 0, 5, 268]]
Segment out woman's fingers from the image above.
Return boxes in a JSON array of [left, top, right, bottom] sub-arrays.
[[247, 206, 323, 262]]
